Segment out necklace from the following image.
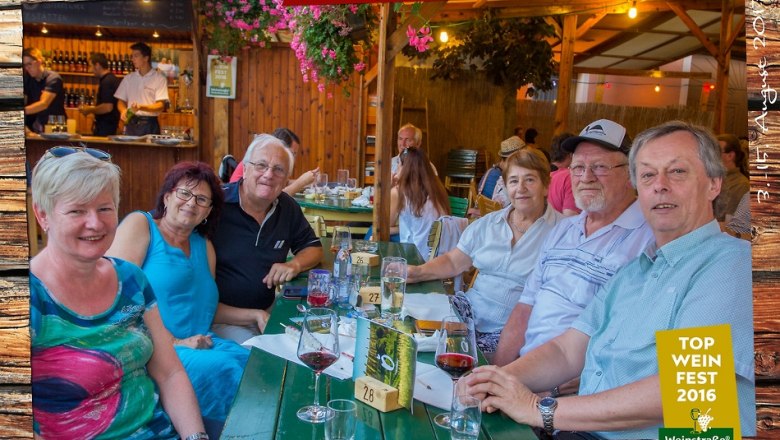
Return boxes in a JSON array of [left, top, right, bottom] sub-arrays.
[[509, 209, 531, 234]]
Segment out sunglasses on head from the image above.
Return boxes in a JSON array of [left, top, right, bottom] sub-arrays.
[[44, 146, 112, 162]]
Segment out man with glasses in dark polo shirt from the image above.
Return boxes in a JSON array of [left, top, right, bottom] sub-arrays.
[[212, 134, 322, 344]]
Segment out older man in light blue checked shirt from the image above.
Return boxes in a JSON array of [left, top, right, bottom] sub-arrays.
[[463, 120, 755, 439]]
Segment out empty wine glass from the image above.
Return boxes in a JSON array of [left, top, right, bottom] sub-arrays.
[[316, 173, 329, 201], [330, 226, 352, 253], [346, 177, 357, 190], [297, 308, 340, 423], [336, 169, 349, 187], [433, 315, 478, 428]]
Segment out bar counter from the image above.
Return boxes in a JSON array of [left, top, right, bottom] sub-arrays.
[[26, 134, 200, 218]]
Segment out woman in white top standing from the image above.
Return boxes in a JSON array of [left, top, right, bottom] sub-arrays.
[[390, 147, 450, 261]]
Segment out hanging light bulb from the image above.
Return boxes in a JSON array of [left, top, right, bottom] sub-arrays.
[[628, 1, 638, 19], [41, 23, 49, 34], [439, 30, 449, 43], [152, 30, 160, 38], [95, 26, 103, 37], [654, 84, 661, 93]]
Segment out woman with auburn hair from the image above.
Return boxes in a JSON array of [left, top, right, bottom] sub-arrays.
[[107, 161, 247, 439], [390, 147, 450, 261]]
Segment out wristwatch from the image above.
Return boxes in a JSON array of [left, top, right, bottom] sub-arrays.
[[183, 433, 209, 440], [537, 396, 558, 434]]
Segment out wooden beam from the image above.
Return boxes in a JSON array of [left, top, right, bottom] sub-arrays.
[[374, 4, 395, 241], [555, 14, 577, 135], [573, 67, 713, 79], [544, 16, 562, 38], [472, 0, 488, 9], [575, 11, 607, 40], [385, 2, 446, 62], [364, 63, 378, 87], [666, 2, 719, 58], [725, 14, 745, 53]]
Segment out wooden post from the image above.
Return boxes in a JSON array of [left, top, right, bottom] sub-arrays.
[[714, 0, 734, 134], [554, 14, 576, 135], [373, 4, 395, 242], [212, 98, 229, 169]]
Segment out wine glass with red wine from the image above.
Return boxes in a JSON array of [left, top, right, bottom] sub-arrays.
[[297, 307, 340, 423], [433, 315, 477, 428]]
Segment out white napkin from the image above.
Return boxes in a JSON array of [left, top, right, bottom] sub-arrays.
[[402, 293, 454, 321], [351, 195, 370, 207], [242, 332, 355, 381], [413, 330, 440, 352], [413, 362, 453, 410]]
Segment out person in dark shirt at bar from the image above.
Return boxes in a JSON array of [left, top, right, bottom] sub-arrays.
[[23, 47, 66, 134], [79, 53, 120, 136]]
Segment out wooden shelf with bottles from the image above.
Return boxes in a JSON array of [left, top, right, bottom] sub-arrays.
[[364, 94, 377, 186]]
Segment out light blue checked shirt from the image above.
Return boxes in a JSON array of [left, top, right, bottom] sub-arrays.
[[573, 220, 755, 439]]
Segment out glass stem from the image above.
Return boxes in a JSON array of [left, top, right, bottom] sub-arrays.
[[313, 372, 322, 408], [450, 378, 458, 413]]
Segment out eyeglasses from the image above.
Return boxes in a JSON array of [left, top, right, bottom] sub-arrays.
[[245, 160, 288, 178], [174, 187, 212, 207], [569, 163, 627, 177], [44, 146, 112, 161]]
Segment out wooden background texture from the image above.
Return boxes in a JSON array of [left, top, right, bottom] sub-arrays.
[[0, 1, 773, 438]]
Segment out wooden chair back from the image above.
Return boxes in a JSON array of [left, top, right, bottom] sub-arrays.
[[477, 194, 503, 216], [448, 196, 469, 218], [305, 215, 327, 238]]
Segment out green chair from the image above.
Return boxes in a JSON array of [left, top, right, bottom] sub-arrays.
[[448, 195, 469, 218]]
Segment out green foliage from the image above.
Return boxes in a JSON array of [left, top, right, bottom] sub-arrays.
[[406, 10, 558, 91]]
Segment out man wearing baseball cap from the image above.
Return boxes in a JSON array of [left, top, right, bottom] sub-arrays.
[[493, 119, 654, 368]]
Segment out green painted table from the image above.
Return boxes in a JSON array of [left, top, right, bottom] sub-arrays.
[[221, 241, 535, 440]]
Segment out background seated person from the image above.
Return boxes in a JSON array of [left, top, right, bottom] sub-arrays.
[[229, 128, 319, 195], [490, 136, 525, 207], [492, 119, 653, 369], [30, 149, 205, 439], [463, 121, 755, 438], [407, 148, 562, 355], [107, 162, 248, 438], [547, 132, 580, 216], [212, 134, 323, 344], [713, 133, 749, 222], [390, 147, 450, 261]]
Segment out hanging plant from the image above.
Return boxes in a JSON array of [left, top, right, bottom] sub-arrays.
[[199, 0, 287, 56]]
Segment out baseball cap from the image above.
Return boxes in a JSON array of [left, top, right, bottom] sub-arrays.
[[499, 136, 526, 157], [561, 119, 632, 154]]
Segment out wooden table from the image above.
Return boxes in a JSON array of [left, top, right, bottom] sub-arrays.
[[221, 240, 536, 440]]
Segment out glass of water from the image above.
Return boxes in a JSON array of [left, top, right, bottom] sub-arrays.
[[450, 394, 481, 440], [380, 256, 407, 320]]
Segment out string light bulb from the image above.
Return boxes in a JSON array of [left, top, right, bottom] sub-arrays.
[[628, 1, 637, 19], [41, 23, 48, 34], [439, 30, 449, 43], [152, 30, 160, 38], [95, 26, 102, 37], [654, 84, 660, 93]]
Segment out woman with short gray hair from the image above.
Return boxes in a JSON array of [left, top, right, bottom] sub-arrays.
[[30, 147, 208, 440]]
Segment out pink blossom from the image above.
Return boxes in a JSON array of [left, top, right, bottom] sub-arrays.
[[349, 4, 358, 13], [354, 62, 365, 72], [210, 49, 219, 55]]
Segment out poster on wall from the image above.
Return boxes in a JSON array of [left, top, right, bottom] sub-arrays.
[[206, 55, 237, 99]]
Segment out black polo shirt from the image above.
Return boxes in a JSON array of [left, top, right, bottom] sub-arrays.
[[23, 70, 66, 132], [94, 72, 120, 136], [214, 180, 321, 310]]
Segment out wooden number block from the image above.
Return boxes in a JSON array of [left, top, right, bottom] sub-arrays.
[[359, 285, 382, 305], [355, 376, 402, 412], [351, 252, 379, 266]]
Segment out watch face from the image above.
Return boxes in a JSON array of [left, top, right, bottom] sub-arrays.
[[539, 396, 556, 408]]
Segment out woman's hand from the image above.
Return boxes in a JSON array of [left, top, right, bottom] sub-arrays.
[[174, 334, 213, 349], [298, 167, 320, 187]]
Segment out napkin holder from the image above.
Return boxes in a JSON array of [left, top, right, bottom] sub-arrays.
[[351, 252, 379, 266], [355, 376, 402, 412]]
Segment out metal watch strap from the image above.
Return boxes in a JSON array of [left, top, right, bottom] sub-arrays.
[[537, 397, 558, 434], [183, 433, 209, 440]]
